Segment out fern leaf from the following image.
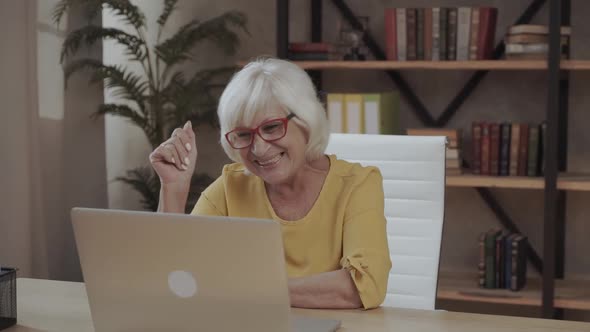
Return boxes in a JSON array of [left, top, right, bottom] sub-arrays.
[[60, 25, 145, 63], [155, 11, 247, 66], [157, 0, 178, 28], [64, 59, 149, 112]]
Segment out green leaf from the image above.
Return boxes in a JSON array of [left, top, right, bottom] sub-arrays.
[[94, 104, 156, 145], [53, 0, 145, 30], [63, 59, 149, 112], [115, 166, 160, 211], [155, 11, 248, 66], [157, 0, 178, 28], [60, 25, 145, 63]]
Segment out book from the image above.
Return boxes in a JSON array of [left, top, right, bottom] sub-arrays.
[[517, 124, 529, 176], [495, 231, 508, 288], [477, 7, 498, 60], [424, 8, 433, 60], [480, 123, 490, 175], [407, 8, 417, 60], [396, 8, 407, 61], [468, 7, 480, 60], [478, 232, 486, 287], [504, 233, 518, 289], [362, 92, 400, 135], [485, 228, 502, 288], [385, 9, 398, 60], [288, 42, 332, 53], [439, 7, 448, 60], [527, 125, 540, 176], [432, 8, 441, 61], [505, 43, 549, 54], [490, 123, 500, 176], [416, 8, 425, 60], [472, 122, 482, 174], [540, 121, 547, 175], [456, 7, 472, 60], [326, 94, 344, 133], [499, 122, 511, 176], [508, 24, 572, 36], [446, 8, 458, 60], [504, 33, 549, 44], [510, 235, 528, 291], [509, 123, 520, 176], [344, 94, 364, 134]]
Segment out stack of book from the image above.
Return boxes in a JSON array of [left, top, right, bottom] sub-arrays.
[[471, 122, 546, 176], [478, 228, 528, 291], [406, 128, 463, 175], [504, 24, 571, 60], [384, 7, 498, 61], [326, 92, 400, 134], [287, 42, 332, 61]]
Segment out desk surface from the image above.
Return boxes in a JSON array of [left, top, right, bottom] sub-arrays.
[[7, 278, 590, 332]]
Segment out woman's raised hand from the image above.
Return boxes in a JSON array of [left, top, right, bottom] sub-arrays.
[[149, 121, 197, 187]]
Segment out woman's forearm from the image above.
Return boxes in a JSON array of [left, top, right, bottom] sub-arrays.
[[288, 269, 362, 309], [157, 183, 190, 213]]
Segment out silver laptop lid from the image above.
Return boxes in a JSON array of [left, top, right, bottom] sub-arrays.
[[72, 208, 291, 332]]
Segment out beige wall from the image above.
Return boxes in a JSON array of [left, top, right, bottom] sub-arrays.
[[0, 0, 107, 280]]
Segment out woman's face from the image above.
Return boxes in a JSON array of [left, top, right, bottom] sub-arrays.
[[235, 108, 308, 185]]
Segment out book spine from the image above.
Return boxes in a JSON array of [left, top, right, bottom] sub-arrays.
[[416, 8, 425, 60], [517, 124, 529, 176], [472, 122, 482, 174], [490, 123, 500, 176], [509, 124, 520, 176], [485, 229, 500, 289], [287, 52, 329, 61], [406, 8, 417, 60], [446, 8, 458, 61], [439, 8, 448, 60], [468, 7, 480, 60], [477, 7, 498, 60], [527, 126, 540, 177], [424, 8, 433, 60], [288, 42, 332, 53], [456, 7, 471, 60], [480, 123, 490, 175], [385, 9, 398, 60], [495, 233, 505, 288], [540, 121, 547, 175], [432, 8, 440, 61], [478, 232, 486, 287], [510, 236, 519, 291], [396, 8, 407, 61], [499, 122, 511, 176]]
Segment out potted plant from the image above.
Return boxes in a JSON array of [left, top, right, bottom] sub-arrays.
[[53, 0, 248, 212]]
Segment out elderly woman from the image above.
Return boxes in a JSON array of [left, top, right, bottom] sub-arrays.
[[149, 58, 391, 310]]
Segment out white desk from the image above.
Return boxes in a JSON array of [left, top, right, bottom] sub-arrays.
[[7, 278, 590, 331]]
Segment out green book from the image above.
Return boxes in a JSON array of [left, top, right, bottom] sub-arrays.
[[362, 92, 400, 135], [485, 228, 502, 289]]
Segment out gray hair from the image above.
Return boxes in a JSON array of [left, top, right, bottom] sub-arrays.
[[217, 57, 330, 163]]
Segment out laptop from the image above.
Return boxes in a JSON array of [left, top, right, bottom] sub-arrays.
[[71, 208, 341, 332]]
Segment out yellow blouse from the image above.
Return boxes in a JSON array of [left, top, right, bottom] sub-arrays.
[[191, 154, 392, 309]]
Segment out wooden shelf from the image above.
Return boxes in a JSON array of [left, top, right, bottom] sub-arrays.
[[239, 60, 590, 71], [445, 173, 590, 191], [437, 272, 590, 310]]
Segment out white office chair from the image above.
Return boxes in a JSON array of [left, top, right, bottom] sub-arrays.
[[325, 133, 446, 310]]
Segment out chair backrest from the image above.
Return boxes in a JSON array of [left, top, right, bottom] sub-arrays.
[[325, 133, 446, 310]]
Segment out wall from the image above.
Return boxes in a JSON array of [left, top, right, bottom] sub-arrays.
[[0, 0, 108, 280]]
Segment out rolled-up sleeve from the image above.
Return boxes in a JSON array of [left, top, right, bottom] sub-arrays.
[[340, 169, 392, 309]]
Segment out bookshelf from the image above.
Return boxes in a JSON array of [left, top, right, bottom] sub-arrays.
[[275, 0, 584, 319], [437, 272, 590, 311], [445, 173, 590, 191], [239, 60, 590, 71]]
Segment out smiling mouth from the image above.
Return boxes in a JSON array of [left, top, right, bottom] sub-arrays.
[[255, 152, 284, 168]]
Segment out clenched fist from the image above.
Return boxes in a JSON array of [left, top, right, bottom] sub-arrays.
[[149, 121, 197, 187]]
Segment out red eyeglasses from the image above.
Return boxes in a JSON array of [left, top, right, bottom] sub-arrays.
[[225, 113, 296, 149]]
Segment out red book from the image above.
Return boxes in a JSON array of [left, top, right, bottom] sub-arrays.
[[477, 7, 498, 60], [490, 123, 500, 176], [424, 8, 433, 60], [472, 122, 482, 174], [288, 42, 332, 53], [480, 123, 491, 175], [385, 9, 398, 60]]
